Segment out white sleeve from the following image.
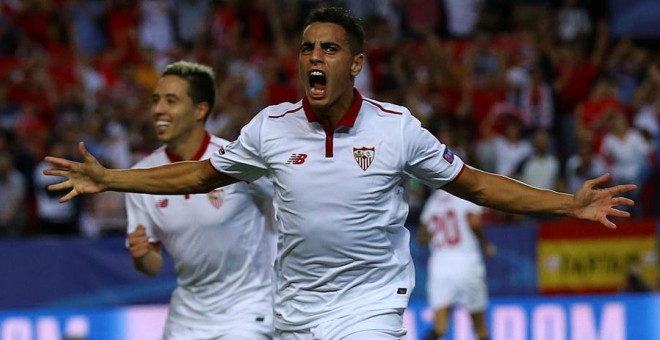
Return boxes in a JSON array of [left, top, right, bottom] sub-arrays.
[[402, 113, 464, 189], [210, 110, 269, 182], [125, 192, 159, 244]]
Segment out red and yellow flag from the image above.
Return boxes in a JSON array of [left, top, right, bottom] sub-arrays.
[[538, 219, 657, 294]]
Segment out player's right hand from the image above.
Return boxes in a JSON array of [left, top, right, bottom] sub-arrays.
[[127, 225, 150, 259], [42, 142, 108, 203]]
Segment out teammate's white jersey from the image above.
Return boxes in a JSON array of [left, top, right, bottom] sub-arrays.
[[126, 133, 276, 332], [420, 189, 485, 278], [210, 90, 464, 330]]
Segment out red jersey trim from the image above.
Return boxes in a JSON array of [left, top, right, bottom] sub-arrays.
[[268, 106, 303, 118], [364, 99, 403, 115], [302, 89, 363, 128], [165, 132, 211, 162], [448, 163, 467, 185]]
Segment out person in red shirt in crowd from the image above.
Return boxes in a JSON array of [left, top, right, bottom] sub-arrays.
[[552, 20, 608, 159], [574, 75, 629, 152]]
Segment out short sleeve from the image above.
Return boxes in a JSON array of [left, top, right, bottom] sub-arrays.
[[210, 111, 270, 182], [125, 192, 159, 245], [403, 113, 464, 189]]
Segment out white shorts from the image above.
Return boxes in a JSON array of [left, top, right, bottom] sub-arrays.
[[274, 308, 406, 340], [427, 273, 488, 313], [163, 308, 273, 340]]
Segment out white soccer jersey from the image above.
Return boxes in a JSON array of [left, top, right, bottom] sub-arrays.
[[420, 190, 485, 278], [210, 90, 465, 330], [420, 190, 488, 312], [125, 133, 276, 333]]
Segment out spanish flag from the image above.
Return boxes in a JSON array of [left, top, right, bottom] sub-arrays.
[[538, 219, 657, 294]]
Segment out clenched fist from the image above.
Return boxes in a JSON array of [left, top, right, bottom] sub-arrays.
[[127, 225, 150, 259]]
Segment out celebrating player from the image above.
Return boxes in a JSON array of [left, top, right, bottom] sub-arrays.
[[125, 61, 276, 339], [44, 7, 636, 339]]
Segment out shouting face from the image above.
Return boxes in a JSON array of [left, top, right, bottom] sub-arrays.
[[298, 22, 363, 118]]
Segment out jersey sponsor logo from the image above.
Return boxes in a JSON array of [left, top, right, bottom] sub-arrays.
[[286, 153, 308, 164], [155, 198, 169, 208], [443, 147, 454, 163], [353, 147, 375, 171], [207, 188, 225, 209]]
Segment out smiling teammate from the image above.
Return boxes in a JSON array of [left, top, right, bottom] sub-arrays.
[[44, 7, 636, 339], [125, 61, 276, 339]]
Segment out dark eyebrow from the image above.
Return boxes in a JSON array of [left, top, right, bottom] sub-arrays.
[[153, 93, 180, 101], [300, 41, 341, 50], [320, 42, 340, 49]]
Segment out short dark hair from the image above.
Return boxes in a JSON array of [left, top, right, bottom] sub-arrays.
[[162, 61, 216, 117], [303, 7, 365, 55]]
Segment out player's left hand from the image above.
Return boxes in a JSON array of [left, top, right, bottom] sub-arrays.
[[572, 173, 636, 229]]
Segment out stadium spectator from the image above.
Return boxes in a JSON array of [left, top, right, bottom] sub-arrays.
[[172, 0, 212, 49], [515, 129, 560, 191], [442, 0, 484, 38], [565, 135, 608, 194], [0, 151, 26, 237], [44, 7, 637, 338], [137, 0, 175, 54], [66, 0, 107, 56], [552, 23, 607, 160], [574, 76, 628, 152], [555, 0, 593, 44], [599, 109, 652, 216], [34, 140, 82, 236], [476, 106, 532, 176], [517, 66, 554, 135]]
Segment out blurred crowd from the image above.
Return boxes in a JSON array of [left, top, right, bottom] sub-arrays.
[[0, 0, 658, 238]]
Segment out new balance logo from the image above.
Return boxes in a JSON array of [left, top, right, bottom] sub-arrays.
[[155, 199, 169, 208], [286, 153, 308, 164]]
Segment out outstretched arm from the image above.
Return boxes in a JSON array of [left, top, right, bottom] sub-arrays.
[[443, 165, 636, 229], [43, 142, 239, 203]]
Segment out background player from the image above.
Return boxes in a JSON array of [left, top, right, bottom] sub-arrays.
[[418, 190, 495, 340], [125, 61, 276, 339], [44, 7, 636, 339]]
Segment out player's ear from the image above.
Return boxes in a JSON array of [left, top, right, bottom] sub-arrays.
[[195, 102, 210, 121], [350, 53, 364, 77]]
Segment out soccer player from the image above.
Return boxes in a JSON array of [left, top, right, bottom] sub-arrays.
[[125, 61, 276, 339], [417, 190, 495, 340], [44, 7, 636, 339]]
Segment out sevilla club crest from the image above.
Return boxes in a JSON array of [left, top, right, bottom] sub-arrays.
[[353, 147, 375, 171], [207, 188, 225, 209]]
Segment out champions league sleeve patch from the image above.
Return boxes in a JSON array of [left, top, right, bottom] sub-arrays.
[[442, 147, 454, 164], [218, 142, 234, 155]]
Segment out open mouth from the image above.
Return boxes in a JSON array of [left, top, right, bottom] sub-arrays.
[[154, 120, 172, 132], [309, 71, 326, 97]]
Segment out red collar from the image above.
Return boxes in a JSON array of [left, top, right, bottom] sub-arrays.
[[302, 89, 363, 129], [165, 132, 211, 163]]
